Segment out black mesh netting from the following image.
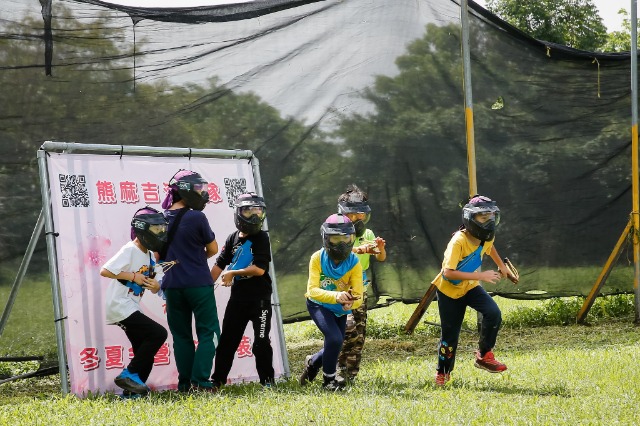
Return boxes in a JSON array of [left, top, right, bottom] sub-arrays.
[[0, 0, 636, 322]]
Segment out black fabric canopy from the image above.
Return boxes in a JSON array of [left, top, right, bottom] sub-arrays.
[[0, 0, 635, 321]]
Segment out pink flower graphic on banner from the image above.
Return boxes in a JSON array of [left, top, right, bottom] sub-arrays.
[[85, 236, 111, 267]]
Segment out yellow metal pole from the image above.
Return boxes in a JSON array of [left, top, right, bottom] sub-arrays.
[[632, 0, 640, 323], [577, 219, 632, 323], [461, 0, 477, 196]]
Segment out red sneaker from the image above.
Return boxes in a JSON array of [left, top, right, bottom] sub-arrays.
[[435, 372, 451, 387], [474, 350, 507, 373]]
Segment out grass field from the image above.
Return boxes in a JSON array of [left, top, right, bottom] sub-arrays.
[[2, 280, 640, 425]]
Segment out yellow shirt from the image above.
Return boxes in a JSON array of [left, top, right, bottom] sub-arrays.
[[305, 250, 363, 311], [431, 231, 494, 299]]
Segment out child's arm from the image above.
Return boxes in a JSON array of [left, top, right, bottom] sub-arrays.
[[489, 246, 509, 280], [342, 262, 363, 310], [306, 253, 344, 304], [100, 268, 143, 286], [373, 236, 386, 262], [205, 240, 219, 258], [219, 265, 265, 287], [142, 277, 161, 294], [442, 268, 501, 284]]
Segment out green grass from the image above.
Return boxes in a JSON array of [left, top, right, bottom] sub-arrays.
[[2, 282, 640, 424]]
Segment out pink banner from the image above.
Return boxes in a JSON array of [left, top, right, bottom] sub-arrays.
[[46, 153, 286, 396]]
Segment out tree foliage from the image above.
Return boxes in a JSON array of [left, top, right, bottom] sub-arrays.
[[0, 5, 340, 275], [486, 0, 607, 51], [603, 9, 632, 52]]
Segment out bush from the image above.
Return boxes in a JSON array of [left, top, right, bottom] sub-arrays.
[[503, 294, 635, 328]]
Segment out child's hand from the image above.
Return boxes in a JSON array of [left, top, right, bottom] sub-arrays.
[[220, 270, 234, 287], [342, 301, 353, 311], [478, 270, 502, 284], [374, 237, 386, 251], [336, 291, 353, 304], [142, 277, 161, 294]]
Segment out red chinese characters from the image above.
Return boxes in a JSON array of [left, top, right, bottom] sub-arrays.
[[119, 181, 139, 204], [96, 179, 223, 205], [105, 345, 124, 369], [96, 181, 117, 204], [153, 343, 171, 366], [79, 347, 101, 371], [236, 336, 254, 358], [141, 182, 160, 204], [207, 182, 223, 204]]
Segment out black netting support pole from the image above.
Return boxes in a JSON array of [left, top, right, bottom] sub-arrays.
[[39, 0, 53, 76], [130, 17, 143, 93]]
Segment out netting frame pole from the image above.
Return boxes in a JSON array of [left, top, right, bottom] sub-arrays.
[[37, 149, 69, 394], [630, 0, 640, 324], [0, 210, 45, 337], [577, 219, 632, 323], [404, 0, 478, 333], [250, 155, 291, 378]]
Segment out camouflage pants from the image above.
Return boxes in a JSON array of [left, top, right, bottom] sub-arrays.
[[337, 290, 368, 380]]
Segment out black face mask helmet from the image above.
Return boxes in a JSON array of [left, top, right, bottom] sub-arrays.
[[234, 193, 267, 235], [462, 195, 501, 242], [337, 200, 371, 238], [130, 207, 168, 252], [321, 213, 356, 262], [169, 170, 209, 211]]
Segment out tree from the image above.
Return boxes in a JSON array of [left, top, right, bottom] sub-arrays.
[[603, 9, 632, 52], [486, 0, 607, 51]]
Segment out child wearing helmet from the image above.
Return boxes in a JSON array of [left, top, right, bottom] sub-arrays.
[[210, 193, 275, 388], [161, 169, 220, 392], [431, 195, 511, 387], [335, 184, 386, 384], [299, 213, 364, 391], [100, 207, 169, 397]]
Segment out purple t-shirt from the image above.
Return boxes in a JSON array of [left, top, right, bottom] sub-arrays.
[[162, 208, 216, 289]]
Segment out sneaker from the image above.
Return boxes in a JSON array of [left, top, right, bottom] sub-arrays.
[[261, 378, 275, 389], [474, 350, 507, 373], [435, 372, 451, 387], [299, 355, 319, 386], [335, 374, 355, 386], [322, 379, 346, 392], [114, 369, 150, 395], [119, 390, 143, 400]]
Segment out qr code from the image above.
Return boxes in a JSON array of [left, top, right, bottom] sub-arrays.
[[59, 174, 90, 207], [224, 178, 247, 208]]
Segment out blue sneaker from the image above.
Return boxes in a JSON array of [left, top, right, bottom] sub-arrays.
[[115, 368, 150, 395]]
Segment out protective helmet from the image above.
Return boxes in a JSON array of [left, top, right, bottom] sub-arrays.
[[337, 200, 371, 238], [130, 207, 168, 252], [165, 169, 209, 211], [234, 193, 267, 235], [321, 213, 356, 262], [462, 195, 501, 242]]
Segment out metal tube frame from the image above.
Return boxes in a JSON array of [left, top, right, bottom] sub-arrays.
[[0, 210, 45, 337], [631, 0, 640, 322], [250, 156, 291, 377], [37, 141, 288, 393], [37, 149, 69, 394]]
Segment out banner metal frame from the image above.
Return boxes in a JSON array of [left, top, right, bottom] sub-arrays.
[[36, 141, 289, 394]]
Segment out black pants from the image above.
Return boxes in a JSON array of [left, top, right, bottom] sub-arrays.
[[436, 286, 502, 374], [115, 310, 168, 382], [211, 299, 275, 385]]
